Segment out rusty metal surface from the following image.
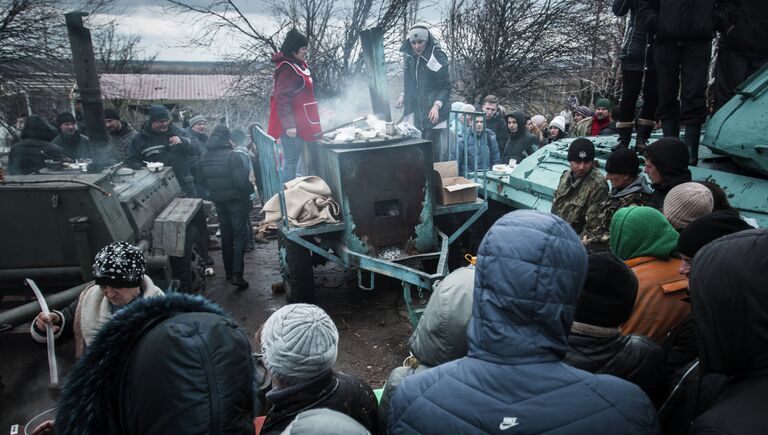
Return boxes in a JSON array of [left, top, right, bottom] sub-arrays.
[[318, 138, 435, 253]]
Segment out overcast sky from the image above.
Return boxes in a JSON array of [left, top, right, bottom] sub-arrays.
[[97, 0, 442, 62]]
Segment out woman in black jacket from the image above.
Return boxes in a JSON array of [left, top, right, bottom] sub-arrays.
[[7, 115, 67, 175]]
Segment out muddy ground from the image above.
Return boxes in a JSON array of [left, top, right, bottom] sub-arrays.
[[0, 232, 413, 431]]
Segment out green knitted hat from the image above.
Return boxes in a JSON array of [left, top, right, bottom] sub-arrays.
[[610, 206, 679, 260], [595, 98, 612, 110]]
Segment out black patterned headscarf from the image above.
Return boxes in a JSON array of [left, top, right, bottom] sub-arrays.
[[92, 241, 146, 288]]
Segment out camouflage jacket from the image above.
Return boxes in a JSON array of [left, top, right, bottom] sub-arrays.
[[551, 167, 609, 236], [582, 176, 654, 248]]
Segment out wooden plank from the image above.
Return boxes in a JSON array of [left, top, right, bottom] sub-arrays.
[[154, 198, 203, 257]]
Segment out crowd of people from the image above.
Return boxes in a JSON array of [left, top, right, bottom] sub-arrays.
[[6, 103, 263, 290], [29, 204, 767, 434], [11, 2, 768, 432]]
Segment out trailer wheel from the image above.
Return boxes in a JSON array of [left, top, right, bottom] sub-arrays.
[[278, 233, 315, 303], [171, 227, 207, 293]]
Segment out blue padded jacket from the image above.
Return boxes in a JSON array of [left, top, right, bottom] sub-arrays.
[[389, 210, 660, 434]]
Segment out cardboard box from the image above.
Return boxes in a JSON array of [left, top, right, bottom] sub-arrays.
[[433, 161, 480, 205]]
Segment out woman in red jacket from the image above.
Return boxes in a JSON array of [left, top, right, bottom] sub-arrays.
[[268, 29, 322, 183]]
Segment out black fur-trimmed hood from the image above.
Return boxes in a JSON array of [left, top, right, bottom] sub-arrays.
[[55, 293, 254, 435]]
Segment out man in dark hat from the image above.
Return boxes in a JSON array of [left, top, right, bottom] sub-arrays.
[[396, 23, 451, 161], [642, 137, 692, 209], [572, 98, 614, 137], [267, 29, 322, 183], [126, 104, 197, 196], [185, 114, 208, 198], [583, 148, 653, 248], [104, 107, 137, 163], [565, 251, 666, 407], [551, 138, 609, 237], [52, 111, 92, 160]]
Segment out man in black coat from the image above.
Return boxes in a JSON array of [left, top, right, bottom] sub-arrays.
[[8, 115, 68, 175], [714, 0, 768, 111], [686, 228, 768, 434], [52, 111, 92, 161], [257, 304, 378, 434], [638, 0, 739, 165], [565, 251, 667, 408], [126, 105, 197, 196], [481, 95, 508, 154], [198, 125, 253, 289], [396, 23, 451, 161]]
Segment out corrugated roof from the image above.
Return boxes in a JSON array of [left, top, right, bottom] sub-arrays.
[[98, 74, 241, 101]]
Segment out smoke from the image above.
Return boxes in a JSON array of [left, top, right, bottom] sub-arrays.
[[317, 75, 395, 129]]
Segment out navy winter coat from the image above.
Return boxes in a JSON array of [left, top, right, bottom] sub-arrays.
[[388, 211, 660, 434]]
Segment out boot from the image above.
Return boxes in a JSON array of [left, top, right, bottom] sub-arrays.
[[634, 118, 655, 154], [231, 274, 249, 290], [612, 122, 634, 151], [683, 124, 702, 166], [661, 118, 680, 138]]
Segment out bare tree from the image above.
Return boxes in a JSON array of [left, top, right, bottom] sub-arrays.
[[164, 0, 413, 102], [94, 21, 157, 75]]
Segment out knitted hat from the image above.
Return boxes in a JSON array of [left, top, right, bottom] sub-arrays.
[[281, 29, 309, 55], [610, 206, 679, 261], [605, 148, 639, 176], [56, 112, 76, 126], [549, 115, 566, 132], [575, 252, 638, 327], [575, 106, 593, 118], [281, 409, 370, 435], [407, 23, 430, 42], [230, 128, 248, 146], [92, 241, 146, 288], [188, 115, 206, 127], [148, 105, 171, 122], [595, 98, 611, 110], [678, 211, 752, 258], [663, 182, 715, 230], [103, 108, 120, 121], [643, 137, 691, 183], [567, 138, 595, 162], [531, 114, 547, 126], [261, 304, 339, 384]]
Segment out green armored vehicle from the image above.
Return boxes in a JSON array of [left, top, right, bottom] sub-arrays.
[[475, 65, 768, 228]]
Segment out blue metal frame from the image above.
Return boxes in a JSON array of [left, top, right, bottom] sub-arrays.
[[254, 118, 488, 326]]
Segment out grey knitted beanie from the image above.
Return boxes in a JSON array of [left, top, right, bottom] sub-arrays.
[[261, 304, 339, 383], [663, 182, 715, 230]]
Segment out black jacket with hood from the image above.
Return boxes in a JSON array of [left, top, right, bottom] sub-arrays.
[[484, 111, 508, 153], [643, 138, 692, 209], [198, 127, 254, 203], [687, 228, 768, 434], [637, 0, 739, 43], [399, 29, 451, 133], [7, 115, 67, 175], [54, 294, 255, 435], [501, 111, 540, 163]]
